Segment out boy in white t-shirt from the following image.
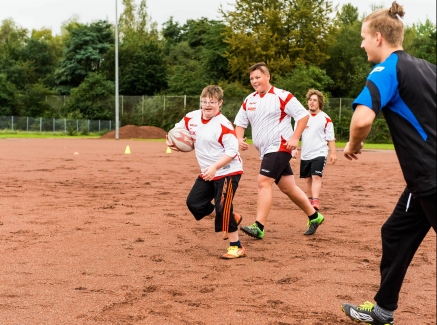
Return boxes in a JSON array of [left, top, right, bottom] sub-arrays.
[[234, 62, 324, 238], [166, 85, 245, 259], [299, 89, 337, 211]]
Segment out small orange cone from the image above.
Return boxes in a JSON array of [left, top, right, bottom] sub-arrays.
[[166, 147, 172, 154], [125, 145, 131, 154]]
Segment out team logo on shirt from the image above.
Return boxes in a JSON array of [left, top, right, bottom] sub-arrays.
[[248, 107, 256, 111], [370, 66, 385, 74]]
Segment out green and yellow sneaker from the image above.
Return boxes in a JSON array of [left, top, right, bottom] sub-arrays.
[[241, 222, 264, 239], [304, 212, 324, 235], [342, 301, 394, 325]]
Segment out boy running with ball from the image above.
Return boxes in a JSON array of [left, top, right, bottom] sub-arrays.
[[166, 85, 246, 259]]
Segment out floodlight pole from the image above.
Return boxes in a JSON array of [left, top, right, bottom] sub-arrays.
[[115, 0, 119, 140]]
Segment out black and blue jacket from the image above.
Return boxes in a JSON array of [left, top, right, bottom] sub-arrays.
[[353, 50, 436, 196]]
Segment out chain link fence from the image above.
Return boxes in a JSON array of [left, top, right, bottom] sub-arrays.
[[0, 116, 114, 135], [3, 95, 391, 142]]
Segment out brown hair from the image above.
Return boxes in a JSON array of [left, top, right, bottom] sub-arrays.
[[201, 85, 224, 101], [306, 89, 325, 110], [248, 62, 270, 75], [364, 1, 405, 46]]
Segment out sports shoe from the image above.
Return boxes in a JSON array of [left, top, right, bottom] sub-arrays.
[[223, 213, 243, 240], [241, 222, 264, 239], [312, 198, 320, 211], [304, 212, 324, 235], [222, 246, 246, 259], [342, 301, 394, 325]]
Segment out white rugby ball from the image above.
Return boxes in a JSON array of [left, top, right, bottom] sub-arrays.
[[167, 127, 194, 152]]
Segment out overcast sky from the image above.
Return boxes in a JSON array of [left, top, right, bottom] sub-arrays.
[[1, 0, 435, 35]]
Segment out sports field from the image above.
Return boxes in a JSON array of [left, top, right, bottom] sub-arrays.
[[0, 138, 435, 324]]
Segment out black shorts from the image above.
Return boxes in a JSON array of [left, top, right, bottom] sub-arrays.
[[299, 156, 327, 178], [186, 174, 242, 233], [260, 152, 293, 184]]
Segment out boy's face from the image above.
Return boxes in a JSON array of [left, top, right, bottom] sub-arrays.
[[307, 94, 320, 113], [201, 97, 222, 120], [250, 69, 270, 94]]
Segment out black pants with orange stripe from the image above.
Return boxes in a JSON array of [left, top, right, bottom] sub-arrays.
[[186, 175, 241, 233]]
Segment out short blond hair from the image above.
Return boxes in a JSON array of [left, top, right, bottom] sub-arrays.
[[364, 1, 405, 46], [306, 89, 325, 110], [201, 85, 224, 101]]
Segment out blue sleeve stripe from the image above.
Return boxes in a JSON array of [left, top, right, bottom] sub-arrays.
[[390, 99, 428, 142]]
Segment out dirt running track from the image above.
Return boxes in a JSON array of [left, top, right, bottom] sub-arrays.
[[0, 139, 435, 325]]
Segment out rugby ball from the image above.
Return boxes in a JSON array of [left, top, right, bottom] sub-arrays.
[[167, 127, 194, 152]]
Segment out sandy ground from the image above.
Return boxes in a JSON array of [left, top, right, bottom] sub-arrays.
[[0, 138, 435, 325]]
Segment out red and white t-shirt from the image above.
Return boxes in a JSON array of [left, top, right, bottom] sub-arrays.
[[301, 111, 335, 160], [175, 110, 243, 180], [234, 86, 309, 159]]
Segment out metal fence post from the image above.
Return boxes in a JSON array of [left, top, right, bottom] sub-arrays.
[[27, 117, 29, 132], [53, 118, 55, 132], [76, 119, 78, 133], [88, 120, 90, 133], [12, 116, 14, 131], [64, 119, 66, 133], [99, 120, 101, 133], [40, 117, 42, 132]]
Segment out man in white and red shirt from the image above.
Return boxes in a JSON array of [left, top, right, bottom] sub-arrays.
[[166, 85, 245, 259], [234, 62, 324, 238], [299, 89, 337, 211]]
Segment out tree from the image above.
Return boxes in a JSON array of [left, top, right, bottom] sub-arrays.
[[65, 73, 114, 119], [0, 73, 18, 115], [119, 40, 167, 95], [221, 0, 335, 81], [119, 0, 158, 42], [322, 4, 372, 97], [404, 20, 436, 64], [17, 82, 54, 117], [274, 64, 333, 101], [165, 42, 209, 95], [54, 20, 113, 94], [189, 19, 230, 83]]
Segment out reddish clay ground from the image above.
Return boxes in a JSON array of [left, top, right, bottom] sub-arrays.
[[0, 138, 435, 325]]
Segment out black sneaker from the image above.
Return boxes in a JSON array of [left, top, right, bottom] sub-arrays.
[[342, 301, 394, 325], [304, 213, 324, 235]]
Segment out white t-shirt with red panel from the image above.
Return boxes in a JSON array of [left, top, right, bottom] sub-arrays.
[[175, 110, 243, 180], [300, 111, 335, 160], [234, 86, 309, 159]]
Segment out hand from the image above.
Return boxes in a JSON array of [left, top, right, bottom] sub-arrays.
[[165, 135, 180, 152], [202, 166, 217, 181], [286, 137, 298, 151], [238, 137, 249, 151], [343, 142, 363, 160], [330, 153, 337, 164], [292, 150, 298, 160]]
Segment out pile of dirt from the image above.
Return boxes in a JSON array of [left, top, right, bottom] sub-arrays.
[[101, 125, 167, 139]]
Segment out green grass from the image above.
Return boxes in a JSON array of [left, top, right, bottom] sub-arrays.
[[335, 141, 394, 150], [0, 131, 101, 139], [244, 139, 394, 150], [0, 131, 395, 150]]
